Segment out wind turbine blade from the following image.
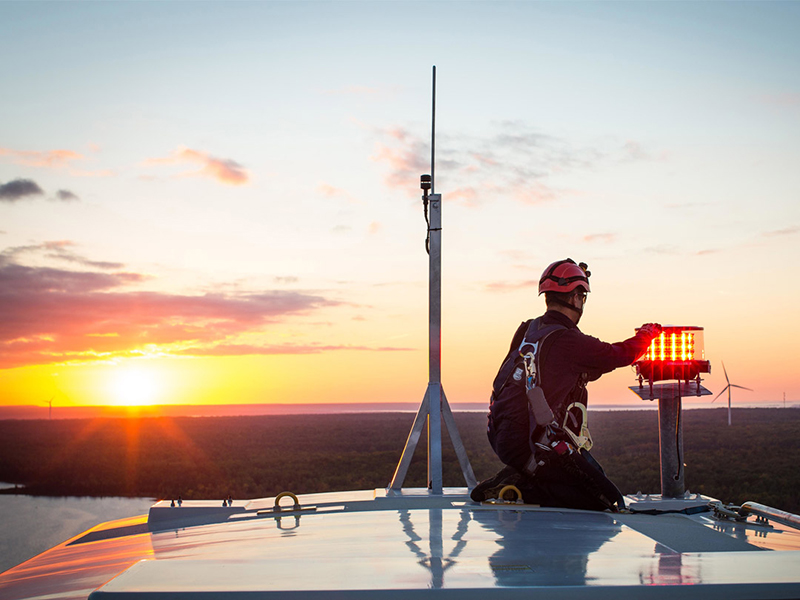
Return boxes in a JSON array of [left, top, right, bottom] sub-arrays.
[[722, 361, 730, 385], [730, 384, 753, 391], [712, 386, 729, 403]]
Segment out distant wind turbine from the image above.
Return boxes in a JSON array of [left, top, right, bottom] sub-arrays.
[[712, 362, 753, 426], [42, 396, 54, 420]]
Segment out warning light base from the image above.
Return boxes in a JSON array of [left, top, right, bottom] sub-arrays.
[[629, 381, 711, 401]]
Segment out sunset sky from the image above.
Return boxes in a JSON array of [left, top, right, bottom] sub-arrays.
[[1, 1, 798, 410]]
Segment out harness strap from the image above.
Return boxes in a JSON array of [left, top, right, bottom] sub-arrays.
[[518, 319, 565, 393]]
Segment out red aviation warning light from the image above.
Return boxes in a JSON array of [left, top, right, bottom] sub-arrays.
[[629, 325, 712, 500], [634, 326, 711, 385]]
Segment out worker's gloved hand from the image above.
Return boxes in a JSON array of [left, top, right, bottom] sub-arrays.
[[638, 323, 662, 338]]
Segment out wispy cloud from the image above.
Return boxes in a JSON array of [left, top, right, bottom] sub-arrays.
[[621, 140, 651, 162], [484, 280, 539, 292], [511, 181, 560, 205], [318, 184, 345, 197], [583, 233, 617, 243], [274, 276, 299, 285], [0, 246, 342, 369], [763, 226, 799, 237], [371, 122, 655, 205], [0, 147, 112, 178], [448, 186, 479, 207], [370, 127, 430, 189], [145, 147, 249, 185], [5, 241, 124, 269], [0, 179, 44, 202], [643, 244, 680, 255], [0, 148, 83, 169], [64, 168, 114, 178], [498, 249, 533, 262], [175, 342, 413, 357], [55, 189, 80, 202], [318, 183, 358, 203]]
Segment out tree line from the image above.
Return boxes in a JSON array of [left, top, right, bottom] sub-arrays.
[[0, 408, 797, 513]]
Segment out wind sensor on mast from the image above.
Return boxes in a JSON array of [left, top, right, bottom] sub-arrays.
[[389, 67, 477, 495]]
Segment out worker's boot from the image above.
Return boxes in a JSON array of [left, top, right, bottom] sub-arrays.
[[470, 465, 520, 502]]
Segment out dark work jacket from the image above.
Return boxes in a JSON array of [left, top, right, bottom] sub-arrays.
[[537, 310, 652, 423], [488, 310, 653, 473]]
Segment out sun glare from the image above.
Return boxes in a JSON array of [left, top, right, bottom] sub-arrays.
[[110, 366, 161, 406]]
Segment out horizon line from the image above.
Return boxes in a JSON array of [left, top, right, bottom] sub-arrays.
[[1, 401, 797, 420]]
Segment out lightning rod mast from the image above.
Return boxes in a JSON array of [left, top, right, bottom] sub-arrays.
[[389, 67, 477, 494]]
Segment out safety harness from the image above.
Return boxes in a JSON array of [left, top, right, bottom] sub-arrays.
[[490, 318, 593, 476]]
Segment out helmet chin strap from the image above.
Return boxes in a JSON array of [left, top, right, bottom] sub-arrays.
[[552, 297, 583, 324]]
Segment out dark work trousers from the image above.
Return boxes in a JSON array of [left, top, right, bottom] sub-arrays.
[[518, 449, 625, 512]]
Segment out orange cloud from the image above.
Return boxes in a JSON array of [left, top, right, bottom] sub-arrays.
[[175, 343, 413, 357], [371, 143, 428, 189], [318, 183, 358, 204], [583, 233, 617, 243], [370, 127, 430, 190], [511, 181, 559, 205], [447, 186, 480, 207], [318, 183, 343, 197], [0, 147, 83, 168], [69, 168, 115, 178], [0, 247, 340, 369], [484, 280, 538, 292], [0, 147, 113, 178], [145, 147, 249, 185], [763, 226, 799, 237]]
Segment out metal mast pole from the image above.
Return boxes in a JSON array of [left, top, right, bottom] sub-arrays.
[[389, 67, 476, 494], [427, 66, 443, 493], [430, 66, 436, 197], [658, 392, 684, 498]]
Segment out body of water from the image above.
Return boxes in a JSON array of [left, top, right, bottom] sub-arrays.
[[0, 489, 153, 574]]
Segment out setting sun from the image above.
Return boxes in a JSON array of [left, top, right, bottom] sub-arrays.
[[109, 366, 161, 406]]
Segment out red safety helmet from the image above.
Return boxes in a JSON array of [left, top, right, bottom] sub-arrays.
[[538, 258, 591, 295]]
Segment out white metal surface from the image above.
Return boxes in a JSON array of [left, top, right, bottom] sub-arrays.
[[2, 489, 800, 600]]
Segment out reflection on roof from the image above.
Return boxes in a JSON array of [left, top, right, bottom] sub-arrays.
[[1, 489, 799, 600]]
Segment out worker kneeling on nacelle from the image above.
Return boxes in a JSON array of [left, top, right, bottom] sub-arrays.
[[473, 258, 662, 511]]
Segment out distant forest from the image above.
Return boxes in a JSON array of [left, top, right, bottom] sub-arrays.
[[0, 408, 798, 513]]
